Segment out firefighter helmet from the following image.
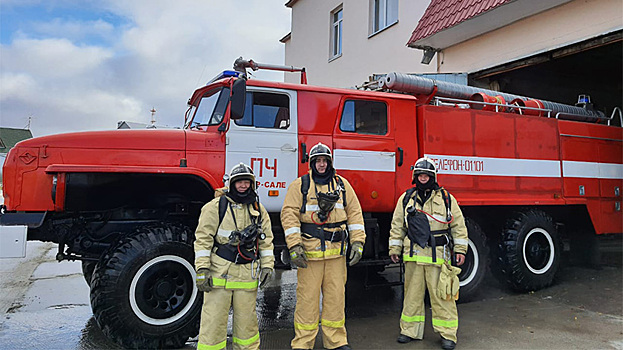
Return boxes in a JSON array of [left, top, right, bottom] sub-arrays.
[[228, 163, 256, 190], [412, 157, 437, 180], [309, 142, 332, 162]]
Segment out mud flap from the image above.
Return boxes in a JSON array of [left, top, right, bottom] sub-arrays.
[[0, 225, 27, 258]]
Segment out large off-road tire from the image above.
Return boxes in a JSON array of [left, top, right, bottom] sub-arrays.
[[90, 222, 202, 349], [81, 260, 96, 286], [500, 210, 561, 292], [457, 218, 489, 302]]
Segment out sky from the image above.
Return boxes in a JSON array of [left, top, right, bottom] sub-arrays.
[[0, 0, 291, 136]]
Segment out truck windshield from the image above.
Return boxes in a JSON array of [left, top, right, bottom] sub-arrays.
[[188, 87, 230, 129]]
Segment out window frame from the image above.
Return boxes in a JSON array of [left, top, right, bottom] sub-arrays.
[[330, 6, 343, 60], [370, 0, 398, 36], [338, 99, 389, 136], [234, 91, 291, 130]]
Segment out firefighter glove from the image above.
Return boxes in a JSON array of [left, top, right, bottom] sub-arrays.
[[289, 245, 308, 268], [259, 268, 272, 289], [348, 241, 364, 266], [437, 263, 461, 301], [195, 268, 212, 293]]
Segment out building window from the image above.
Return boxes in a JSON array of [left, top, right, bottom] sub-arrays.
[[235, 92, 290, 129], [331, 7, 343, 59], [339, 100, 388, 135], [372, 0, 398, 34]]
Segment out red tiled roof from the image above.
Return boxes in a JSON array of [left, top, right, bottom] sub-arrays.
[[408, 0, 512, 47]]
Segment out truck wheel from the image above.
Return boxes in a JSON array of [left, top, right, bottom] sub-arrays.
[[500, 210, 561, 292], [457, 218, 489, 302], [81, 260, 96, 286], [90, 223, 201, 349]]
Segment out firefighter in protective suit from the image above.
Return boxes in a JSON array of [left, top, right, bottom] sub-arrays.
[[194, 163, 274, 350], [281, 142, 365, 350], [389, 157, 468, 350]]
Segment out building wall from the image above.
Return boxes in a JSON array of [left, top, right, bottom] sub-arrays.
[[437, 0, 622, 73], [284, 0, 437, 87]]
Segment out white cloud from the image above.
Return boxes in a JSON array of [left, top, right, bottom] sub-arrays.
[[30, 18, 116, 44], [0, 0, 291, 136]]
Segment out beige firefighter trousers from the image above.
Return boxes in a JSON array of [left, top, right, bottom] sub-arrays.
[[292, 257, 348, 349], [400, 262, 459, 343], [198, 288, 260, 350]]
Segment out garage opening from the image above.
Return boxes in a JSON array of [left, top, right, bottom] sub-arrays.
[[469, 30, 622, 126]]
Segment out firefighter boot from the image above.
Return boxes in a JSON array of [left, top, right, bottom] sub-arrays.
[[397, 334, 415, 343], [441, 338, 456, 350]]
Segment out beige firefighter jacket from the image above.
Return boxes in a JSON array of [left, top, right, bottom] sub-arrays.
[[281, 171, 365, 260], [389, 188, 468, 265], [194, 193, 274, 291]]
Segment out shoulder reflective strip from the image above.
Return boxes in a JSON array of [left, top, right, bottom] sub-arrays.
[[333, 149, 396, 172], [321, 318, 345, 328], [562, 161, 623, 179], [197, 340, 227, 350], [305, 203, 345, 212], [259, 249, 273, 257], [432, 318, 458, 328], [306, 205, 319, 212], [402, 255, 446, 265], [348, 224, 364, 231], [232, 332, 259, 345], [305, 248, 342, 258], [195, 250, 211, 258], [453, 238, 468, 246], [401, 314, 425, 323], [294, 321, 319, 330], [217, 229, 231, 238], [425, 154, 561, 178], [428, 214, 446, 223], [389, 239, 403, 247], [285, 227, 301, 236]]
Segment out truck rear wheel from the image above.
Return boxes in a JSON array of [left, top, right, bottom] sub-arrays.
[[500, 210, 561, 292], [81, 260, 96, 286], [457, 218, 489, 302], [90, 222, 201, 349]]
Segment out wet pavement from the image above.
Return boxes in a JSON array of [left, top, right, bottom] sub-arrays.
[[0, 239, 622, 350]]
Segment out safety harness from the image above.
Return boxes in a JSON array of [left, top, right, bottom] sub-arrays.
[[299, 174, 348, 254], [214, 196, 265, 264], [402, 187, 454, 262]]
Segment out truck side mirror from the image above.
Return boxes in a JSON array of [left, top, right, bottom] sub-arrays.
[[230, 78, 246, 120]]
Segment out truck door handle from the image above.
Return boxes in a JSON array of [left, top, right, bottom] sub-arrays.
[[397, 147, 403, 166], [281, 144, 297, 152], [301, 143, 309, 163]]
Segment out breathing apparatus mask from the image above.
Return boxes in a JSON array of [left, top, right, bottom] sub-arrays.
[[315, 189, 341, 222], [229, 223, 265, 250]]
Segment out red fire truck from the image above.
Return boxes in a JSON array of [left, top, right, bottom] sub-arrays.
[[1, 58, 621, 349]]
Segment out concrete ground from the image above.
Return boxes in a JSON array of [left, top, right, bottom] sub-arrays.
[[0, 238, 621, 350]]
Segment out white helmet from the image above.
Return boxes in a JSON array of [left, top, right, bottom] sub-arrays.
[[309, 142, 332, 162], [412, 157, 437, 180], [228, 163, 256, 190]]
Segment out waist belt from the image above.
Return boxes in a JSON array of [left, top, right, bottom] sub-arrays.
[[409, 231, 451, 263], [214, 243, 254, 264], [300, 221, 348, 254], [432, 232, 450, 246]]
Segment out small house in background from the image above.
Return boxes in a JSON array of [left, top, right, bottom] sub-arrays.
[[117, 121, 178, 129], [0, 127, 33, 187]]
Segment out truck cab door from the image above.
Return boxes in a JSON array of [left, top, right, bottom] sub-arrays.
[[225, 88, 298, 212], [332, 98, 397, 212]]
